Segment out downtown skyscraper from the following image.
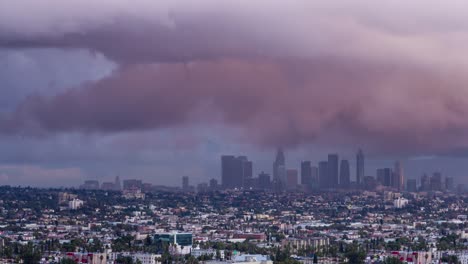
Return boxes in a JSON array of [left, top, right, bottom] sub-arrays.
[[318, 161, 328, 189], [273, 148, 286, 191], [356, 149, 365, 185], [393, 161, 404, 191], [301, 161, 313, 187], [327, 154, 339, 188], [340, 160, 350, 187], [221, 155, 253, 189]]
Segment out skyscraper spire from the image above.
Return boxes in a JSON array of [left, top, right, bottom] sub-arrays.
[[273, 147, 286, 192], [275, 147, 285, 166]]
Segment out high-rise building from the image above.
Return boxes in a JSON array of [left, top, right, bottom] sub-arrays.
[[445, 177, 455, 191], [407, 179, 417, 192], [393, 161, 404, 191], [273, 148, 286, 191], [258, 172, 271, 190], [420, 174, 430, 191], [377, 168, 392, 187], [339, 160, 350, 187], [241, 158, 253, 185], [327, 154, 339, 188], [115, 176, 121, 191], [430, 172, 442, 191], [311, 166, 319, 190], [221, 155, 252, 189], [182, 176, 189, 191], [286, 169, 298, 190], [301, 161, 313, 188], [221, 155, 240, 189], [318, 161, 328, 189], [356, 149, 365, 185]]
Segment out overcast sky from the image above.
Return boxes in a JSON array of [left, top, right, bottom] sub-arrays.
[[1, 0, 468, 187]]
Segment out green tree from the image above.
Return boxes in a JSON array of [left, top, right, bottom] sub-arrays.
[[384, 257, 403, 264], [116, 256, 134, 264], [441, 255, 460, 264], [345, 245, 366, 264], [20, 248, 42, 264], [61, 259, 78, 264]]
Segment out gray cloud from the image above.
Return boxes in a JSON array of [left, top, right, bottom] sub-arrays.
[[1, 0, 468, 158]]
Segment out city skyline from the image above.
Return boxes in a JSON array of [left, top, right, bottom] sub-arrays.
[[73, 147, 460, 193]]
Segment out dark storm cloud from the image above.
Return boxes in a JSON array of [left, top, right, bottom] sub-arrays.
[[2, 58, 468, 155], [1, 0, 468, 156]]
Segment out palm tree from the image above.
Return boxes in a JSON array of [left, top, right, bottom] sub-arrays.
[[155, 256, 162, 264]]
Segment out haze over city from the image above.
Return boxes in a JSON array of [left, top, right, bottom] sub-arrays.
[[2, 0, 468, 187]]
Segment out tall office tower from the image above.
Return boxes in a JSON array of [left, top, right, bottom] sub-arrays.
[[377, 168, 393, 187], [286, 169, 299, 190], [430, 172, 442, 191], [356, 149, 365, 185], [339, 160, 351, 187], [393, 161, 404, 191], [420, 174, 430, 191], [114, 176, 121, 191], [318, 161, 328, 189], [407, 179, 417, 192], [301, 161, 313, 188], [445, 177, 455, 191], [376, 169, 384, 185], [311, 166, 319, 189], [273, 148, 286, 191], [327, 154, 339, 188], [221, 155, 253, 189], [242, 159, 253, 187], [221, 155, 244, 189], [258, 172, 271, 190], [182, 176, 189, 191]]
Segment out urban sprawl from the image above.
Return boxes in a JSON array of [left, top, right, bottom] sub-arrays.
[[1, 149, 467, 264]]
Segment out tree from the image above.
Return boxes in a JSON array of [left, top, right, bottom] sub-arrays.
[[346, 250, 366, 264], [384, 257, 403, 264], [441, 255, 460, 264], [20, 244, 42, 264], [61, 259, 78, 264], [116, 256, 134, 264]]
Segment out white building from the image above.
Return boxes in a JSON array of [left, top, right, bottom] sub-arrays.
[[191, 248, 225, 260], [204, 254, 272, 264], [107, 252, 161, 264], [68, 199, 84, 210], [62, 252, 106, 264], [394, 197, 409, 208], [457, 252, 468, 264], [153, 232, 193, 255], [122, 188, 145, 200]]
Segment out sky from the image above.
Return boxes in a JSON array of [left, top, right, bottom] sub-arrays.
[[1, 0, 468, 187]]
